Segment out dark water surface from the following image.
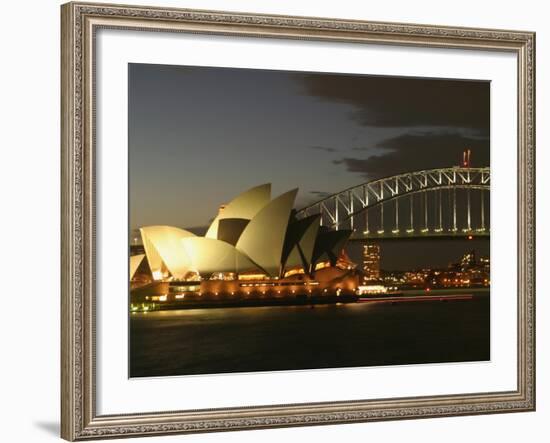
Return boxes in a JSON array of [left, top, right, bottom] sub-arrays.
[[130, 293, 490, 377]]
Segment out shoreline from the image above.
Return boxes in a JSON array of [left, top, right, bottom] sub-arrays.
[[130, 288, 489, 313]]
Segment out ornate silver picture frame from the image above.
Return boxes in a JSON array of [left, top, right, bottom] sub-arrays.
[[61, 2, 535, 440]]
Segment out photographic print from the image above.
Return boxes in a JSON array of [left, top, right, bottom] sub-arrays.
[[128, 64, 490, 378], [61, 6, 536, 439]]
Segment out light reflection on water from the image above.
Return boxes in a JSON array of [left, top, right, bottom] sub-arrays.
[[130, 293, 489, 378]]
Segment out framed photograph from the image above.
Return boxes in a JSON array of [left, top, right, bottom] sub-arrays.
[[61, 2, 536, 440]]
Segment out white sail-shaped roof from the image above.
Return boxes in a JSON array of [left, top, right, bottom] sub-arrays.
[[141, 233, 163, 278], [283, 216, 320, 271], [205, 183, 271, 240], [135, 185, 344, 281], [181, 237, 259, 276], [284, 246, 303, 269], [297, 216, 320, 267], [129, 254, 145, 280], [140, 226, 195, 279], [236, 189, 298, 276]]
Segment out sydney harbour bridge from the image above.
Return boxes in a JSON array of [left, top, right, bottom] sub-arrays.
[[296, 166, 490, 241]]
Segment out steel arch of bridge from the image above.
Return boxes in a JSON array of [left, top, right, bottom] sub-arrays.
[[296, 167, 490, 237]]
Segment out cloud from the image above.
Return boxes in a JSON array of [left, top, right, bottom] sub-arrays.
[[332, 131, 489, 180], [299, 74, 490, 132], [309, 145, 337, 153], [309, 190, 333, 198]]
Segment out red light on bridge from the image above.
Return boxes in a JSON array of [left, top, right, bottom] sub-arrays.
[[467, 235, 473, 240], [425, 287, 431, 292], [462, 148, 471, 167]]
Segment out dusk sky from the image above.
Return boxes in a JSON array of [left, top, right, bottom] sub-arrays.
[[129, 63, 490, 269]]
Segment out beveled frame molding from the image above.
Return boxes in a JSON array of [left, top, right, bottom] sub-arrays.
[[61, 2, 535, 440]]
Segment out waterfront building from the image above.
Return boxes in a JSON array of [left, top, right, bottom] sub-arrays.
[[357, 284, 387, 295], [479, 256, 490, 272], [131, 184, 359, 304], [460, 250, 477, 269], [362, 244, 381, 282]]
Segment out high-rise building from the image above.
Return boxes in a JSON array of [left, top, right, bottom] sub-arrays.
[[460, 249, 476, 269], [362, 244, 381, 282]]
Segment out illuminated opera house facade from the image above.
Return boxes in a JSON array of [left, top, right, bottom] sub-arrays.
[[130, 184, 359, 308]]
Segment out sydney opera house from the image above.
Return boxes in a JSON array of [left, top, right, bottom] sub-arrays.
[[130, 184, 359, 309]]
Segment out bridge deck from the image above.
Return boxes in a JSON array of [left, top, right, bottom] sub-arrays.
[[349, 230, 489, 242]]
